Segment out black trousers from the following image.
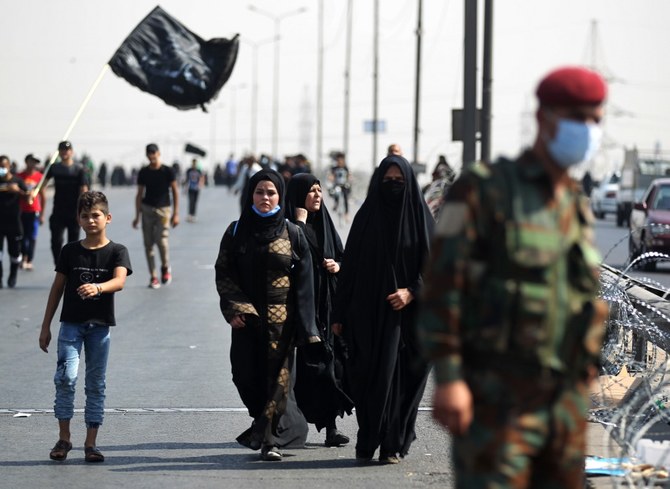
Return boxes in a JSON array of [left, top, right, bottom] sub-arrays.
[[188, 189, 200, 216], [0, 226, 22, 281], [50, 213, 80, 264]]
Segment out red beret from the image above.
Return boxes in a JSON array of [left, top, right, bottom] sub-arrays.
[[536, 66, 607, 107]]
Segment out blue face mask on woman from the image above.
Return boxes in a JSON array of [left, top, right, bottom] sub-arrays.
[[0, 167, 8, 178], [545, 116, 602, 168]]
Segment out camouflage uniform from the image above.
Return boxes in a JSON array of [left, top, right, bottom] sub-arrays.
[[418, 151, 607, 488]]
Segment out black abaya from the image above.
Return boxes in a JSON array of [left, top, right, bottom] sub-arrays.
[[285, 174, 354, 431], [333, 155, 433, 458]]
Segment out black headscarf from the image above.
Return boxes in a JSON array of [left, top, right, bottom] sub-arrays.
[[234, 169, 286, 246], [285, 173, 343, 263]]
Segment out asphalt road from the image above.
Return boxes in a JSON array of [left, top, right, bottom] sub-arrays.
[[0, 183, 454, 489], [0, 182, 628, 489]]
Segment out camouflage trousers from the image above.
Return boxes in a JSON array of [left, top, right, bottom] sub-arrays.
[[453, 368, 588, 489]]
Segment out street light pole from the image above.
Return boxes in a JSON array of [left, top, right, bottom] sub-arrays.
[[372, 0, 379, 170], [412, 0, 423, 167], [462, 0, 478, 167], [248, 5, 307, 160], [241, 37, 275, 156], [316, 0, 324, 173], [481, 0, 494, 164], [230, 84, 248, 157], [343, 0, 353, 159]]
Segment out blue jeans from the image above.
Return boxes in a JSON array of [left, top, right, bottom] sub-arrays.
[[54, 322, 111, 428]]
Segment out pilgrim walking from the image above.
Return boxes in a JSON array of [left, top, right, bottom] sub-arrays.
[[285, 173, 354, 447], [215, 169, 321, 461], [332, 155, 433, 464]]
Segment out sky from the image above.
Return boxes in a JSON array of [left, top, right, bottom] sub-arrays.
[[1, 0, 669, 177]]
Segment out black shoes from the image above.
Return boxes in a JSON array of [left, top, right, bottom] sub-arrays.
[[8, 263, 18, 288], [325, 429, 350, 447]]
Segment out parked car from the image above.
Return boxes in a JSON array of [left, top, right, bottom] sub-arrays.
[[628, 178, 670, 271], [590, 174, 620, 219], [617, 147, 670, 227]]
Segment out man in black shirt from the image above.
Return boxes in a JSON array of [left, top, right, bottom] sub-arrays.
[[45, 141, 88, 265], [0, 155, 28, 287], [132, 143, 180, 288]]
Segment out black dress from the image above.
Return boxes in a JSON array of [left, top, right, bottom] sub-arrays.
[[285, 174, 354, 432], [333, 155, 434, 458], [215, 169, 319, 450]]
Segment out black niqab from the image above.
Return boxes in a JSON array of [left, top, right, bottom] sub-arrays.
[[344, 155, 433, 297]]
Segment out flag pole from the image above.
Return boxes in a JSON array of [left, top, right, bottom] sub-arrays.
[[32, 63, 111, 198]]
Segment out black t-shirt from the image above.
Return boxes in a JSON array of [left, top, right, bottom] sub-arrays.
[[46, 162, 87, 217], [137, 165, 175, 208], [0, 175, 27, 230], [56, 241, 133, 326]]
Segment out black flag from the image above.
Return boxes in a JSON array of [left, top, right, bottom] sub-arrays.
[[184, 142, 207, 157], [109, 6, 239, 111]]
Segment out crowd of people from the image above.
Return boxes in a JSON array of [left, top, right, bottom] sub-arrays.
[[15, 65, 609, 488]]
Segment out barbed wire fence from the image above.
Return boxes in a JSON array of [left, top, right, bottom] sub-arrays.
[[592, 228, 670, 486]]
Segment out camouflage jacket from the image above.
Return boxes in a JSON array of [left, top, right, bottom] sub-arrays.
[[418, 151, 607, 383]]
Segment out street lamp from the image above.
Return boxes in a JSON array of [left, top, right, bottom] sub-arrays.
[[248, 4, 307, 160], [241, 36, 275, 156], [229, 84, 248, 156], [210, 84, 247, 165]]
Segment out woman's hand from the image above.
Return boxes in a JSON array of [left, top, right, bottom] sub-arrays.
[[386, 288, 413, 311], [230, 314, 247, 329], [331, 323, 343, 336], [323, 258, 340, 274], [295, 207, 308, 223]]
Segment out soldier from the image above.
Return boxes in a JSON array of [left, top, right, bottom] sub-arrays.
[[417, 66, 609, 488]]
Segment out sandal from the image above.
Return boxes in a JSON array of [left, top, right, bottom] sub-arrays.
[[49, 439, 72, 461], [379, 452, 400, 465], [84, 446, 105, 463], [260, 444, 282, 461]]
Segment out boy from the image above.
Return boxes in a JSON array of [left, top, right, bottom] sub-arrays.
[[18, 153, 46, 270], [39, 191, 132, 463], [132, 143, 179, 289]]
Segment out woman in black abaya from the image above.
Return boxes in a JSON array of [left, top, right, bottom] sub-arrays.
[[285, 173, 354, 447], [332, 155, 433, 464], [215, 169, 319, 461]]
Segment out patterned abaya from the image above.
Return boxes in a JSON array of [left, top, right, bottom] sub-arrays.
[[215, 169, 319, 451]]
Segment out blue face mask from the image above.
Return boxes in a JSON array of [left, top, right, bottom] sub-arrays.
[[545, 117, 602, 168], [0, 168, 7, 178], [251, 204, 281, 217]]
